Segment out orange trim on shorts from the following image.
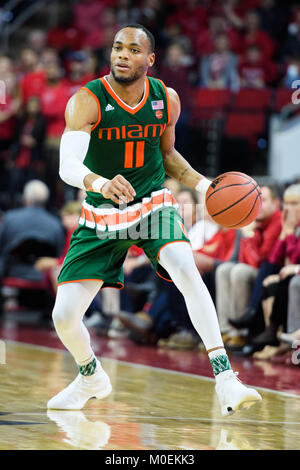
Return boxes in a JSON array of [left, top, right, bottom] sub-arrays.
[[156, 270, 173, 283], [57, 278, 104, 286], [99, 76, 149, 114], [81, 87, 101, 131], [157, 79, 170, 125]]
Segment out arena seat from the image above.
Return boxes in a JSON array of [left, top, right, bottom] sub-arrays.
[[224, 111, 266, 139], [195, 88, 231, 109], [232, 89, 272, 110]]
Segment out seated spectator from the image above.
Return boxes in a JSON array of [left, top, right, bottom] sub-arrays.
[[240, 10, 276, 60], [10, 96, 46, 205], [216, 185, 281, 347], [249, 184, 300, 356], [0, 180, 64, 315], [200, 33, 239, 90], [238, 45, 277, 88]]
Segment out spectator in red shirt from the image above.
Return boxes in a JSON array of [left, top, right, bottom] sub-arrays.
[[238, 44, 278, 88], [40, 62, 70, 140], [20, 49, 60, 104], [240, 10, 276, 60], [215, 185, 281, 346]]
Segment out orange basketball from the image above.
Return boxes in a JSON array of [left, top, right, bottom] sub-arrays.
[[205, 171, 262, 229]]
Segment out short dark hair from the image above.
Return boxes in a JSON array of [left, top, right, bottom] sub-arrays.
[[121, 24, 155, 52]]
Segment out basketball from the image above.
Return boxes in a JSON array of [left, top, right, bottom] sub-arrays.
[[205, 172, 262, 229]]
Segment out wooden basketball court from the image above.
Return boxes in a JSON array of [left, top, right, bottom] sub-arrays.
[[0, 339, 300, 450]]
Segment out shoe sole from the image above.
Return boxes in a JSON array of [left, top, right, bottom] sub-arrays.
[[224, 394, 262, 416], [47, 382, 112, 410]]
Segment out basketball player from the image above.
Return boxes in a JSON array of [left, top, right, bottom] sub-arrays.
[[47, 24, 261, 416]]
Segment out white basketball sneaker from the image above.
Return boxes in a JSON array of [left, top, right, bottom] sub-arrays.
[[215, 370, 262, 416], [47, 365, 112, 410]]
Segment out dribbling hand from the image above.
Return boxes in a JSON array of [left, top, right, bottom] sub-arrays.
[[101, 174, 136, 205]]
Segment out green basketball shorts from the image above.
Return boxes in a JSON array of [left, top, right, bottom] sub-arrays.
[[57, 204, 190, 289]]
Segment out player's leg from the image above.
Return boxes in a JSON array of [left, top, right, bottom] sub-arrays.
[[52, 280, 102, 365], [47, 280, 112, 410], [158, 241, 262, 416]]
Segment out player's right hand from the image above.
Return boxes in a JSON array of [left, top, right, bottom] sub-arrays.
[[101, 174, 136, 205]]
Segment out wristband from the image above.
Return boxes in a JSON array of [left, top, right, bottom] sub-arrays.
[[195, 178, 211, 196], [92, 176, 109, 193]]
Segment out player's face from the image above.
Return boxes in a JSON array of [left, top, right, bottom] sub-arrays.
[[110, 28, 155, 84]]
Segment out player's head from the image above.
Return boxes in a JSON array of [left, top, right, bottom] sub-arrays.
[[110, 24, 155, 84]]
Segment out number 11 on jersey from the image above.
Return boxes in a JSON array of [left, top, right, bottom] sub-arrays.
[[124, 141, 145, 168]]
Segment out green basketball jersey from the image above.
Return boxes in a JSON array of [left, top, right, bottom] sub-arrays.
[[81, 75, 170, 208]]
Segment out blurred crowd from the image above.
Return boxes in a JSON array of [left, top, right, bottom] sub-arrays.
[[0, 0, 300, 208], [0, 0, 300, 367]]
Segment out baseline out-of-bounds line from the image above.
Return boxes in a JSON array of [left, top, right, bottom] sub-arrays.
[[4, 339, 300, 400]]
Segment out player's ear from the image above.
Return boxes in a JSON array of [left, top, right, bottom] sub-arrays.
[[148, 52, 155, 68]]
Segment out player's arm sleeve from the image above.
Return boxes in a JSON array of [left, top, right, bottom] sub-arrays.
[[59, 130, 92, 190]]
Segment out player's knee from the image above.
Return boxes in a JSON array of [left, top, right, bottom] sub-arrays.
[[173, 262, 199, 294], [52, 306, 74, 331]]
